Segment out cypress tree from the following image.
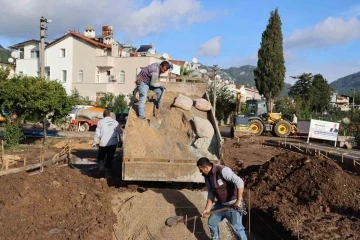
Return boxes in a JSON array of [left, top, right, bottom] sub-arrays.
[[254, 8, 286, 112]]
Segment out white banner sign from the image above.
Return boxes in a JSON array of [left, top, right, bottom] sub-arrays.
[[308, 119, 339, 142]]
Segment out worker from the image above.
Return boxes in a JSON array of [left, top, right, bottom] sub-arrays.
[[197, 157, 248, 240], [92, 109, 121, 178], [135, 61, 172, 120]]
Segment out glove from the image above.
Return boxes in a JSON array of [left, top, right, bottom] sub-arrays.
[[233, 202, 247, 215], [92, 144, 97, 150], [160, 86, 166, 91]]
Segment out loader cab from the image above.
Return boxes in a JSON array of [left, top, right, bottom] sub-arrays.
[[244, 99, 268, 119]]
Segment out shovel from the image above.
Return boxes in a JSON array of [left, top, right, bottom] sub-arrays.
[[165, 206, 232, 227], [149, 88, 165, 129]]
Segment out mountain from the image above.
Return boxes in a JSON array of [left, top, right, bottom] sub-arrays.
[[223, 65, 256, 86], [329, 72, 360, 95], [0, 45, 11, 63]]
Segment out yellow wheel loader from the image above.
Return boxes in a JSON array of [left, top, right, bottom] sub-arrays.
[[230, 93, 297, 138]]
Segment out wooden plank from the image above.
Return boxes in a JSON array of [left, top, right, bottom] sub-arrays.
[[0, 154, 69, 176], [160, 76, 208, 81], [128, 158, 217, 164]]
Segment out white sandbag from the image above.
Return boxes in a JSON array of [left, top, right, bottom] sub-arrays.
[[193, 98, 211, 111], [173, 94, 193, 111], [194, 137, 212, 150], [150, 72, 161, 87], [192, 116, 214, 138]]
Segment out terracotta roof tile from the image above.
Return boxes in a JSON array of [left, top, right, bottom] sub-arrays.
[[169, 60, 186, 66], [45, 31, 111, 49]]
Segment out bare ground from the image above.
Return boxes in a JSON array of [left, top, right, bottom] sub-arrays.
[[0, 133, 359, 239]]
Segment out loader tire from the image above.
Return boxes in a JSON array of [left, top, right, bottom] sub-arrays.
[[79, 123, 90, 132], [274, 120, 291, 137], [249, 119, 264, 136]]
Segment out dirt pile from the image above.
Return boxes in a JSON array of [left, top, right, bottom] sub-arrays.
[[244, 151, 360, 239], [124, 91, 218, 160], [0, 167, 116, 240], [221, 137, 285, 172]]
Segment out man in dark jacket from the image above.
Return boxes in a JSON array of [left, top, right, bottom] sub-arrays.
[[197, 157, 247, 240]]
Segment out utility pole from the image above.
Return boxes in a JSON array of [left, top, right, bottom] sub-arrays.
[[40, 16, 52, 78], [352, 87, 355, 112], [212, 64, 218, 116], [211, 64, 222, 120]]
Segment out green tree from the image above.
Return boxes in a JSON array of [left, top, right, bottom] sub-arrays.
[[0, 76, 74, 143], [180, 66, 194, 76], [254, 8, 286, 112], [207, 84, 236, 122], [310, 74, 332, 113], [288, 73, 332, 117], [0, 67, 10, 80], [96, 93, 129, 113], [3, 118, 24, 149], [273, 97, 296, 120], [70, 88, 92, 105]]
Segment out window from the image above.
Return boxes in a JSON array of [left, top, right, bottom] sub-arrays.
[[60, 48, 66, 58], [31, 50, 39, 58], [20, 48, 24, 59], [61, 70, 67, 82], [78, 70, 83, 82], [119, 70, 125, 84], [95, 69, 100, 83], [106, 70, 111, 76], [18, 71, 23, 76], [46, 67, 50, 80]]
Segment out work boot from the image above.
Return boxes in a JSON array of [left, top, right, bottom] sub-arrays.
[[98, 160, 105, 172], [105, 168, 112, 179]]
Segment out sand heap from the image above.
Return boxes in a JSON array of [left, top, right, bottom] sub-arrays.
[[112, 189, 234, 240], [244, 151, 360, 239], [124, 91, 219, 161]]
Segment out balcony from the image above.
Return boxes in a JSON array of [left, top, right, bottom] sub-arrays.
[[96, 56, 114, 67]]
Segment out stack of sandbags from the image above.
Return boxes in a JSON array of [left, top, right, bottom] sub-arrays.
[[173, 94, 193, 111], [193, 98, 211, 111], [192, 116, 214, 151], [173, 95, 212, 112]]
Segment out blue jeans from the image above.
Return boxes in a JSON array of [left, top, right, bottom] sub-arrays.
[[137, 81, 163, 118], [208, 202, 248, 240]]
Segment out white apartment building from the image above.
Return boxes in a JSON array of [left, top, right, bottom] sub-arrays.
[[8, 27, 169, 100], [8, 39, 45, 77]]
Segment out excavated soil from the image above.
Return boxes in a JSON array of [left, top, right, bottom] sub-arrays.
[[243, 151, 360, 239], [0, 167, 116, 240], [221, 137, 285, 172], [124, 91, 218, 160]]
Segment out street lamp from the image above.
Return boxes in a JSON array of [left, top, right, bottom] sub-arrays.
[[40, 16, 51, 78]]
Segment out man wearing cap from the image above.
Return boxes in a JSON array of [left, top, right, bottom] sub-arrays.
[[135, 61, 172, 120]]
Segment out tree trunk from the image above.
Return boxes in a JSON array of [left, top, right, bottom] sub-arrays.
[[267, 92, 272, 113], [43, 117, 47, 144]]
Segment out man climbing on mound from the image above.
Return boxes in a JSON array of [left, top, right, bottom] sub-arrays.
[[135, 61, 172, 120]]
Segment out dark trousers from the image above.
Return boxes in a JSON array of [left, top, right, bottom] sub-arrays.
[[97, 144, 117, 169]]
